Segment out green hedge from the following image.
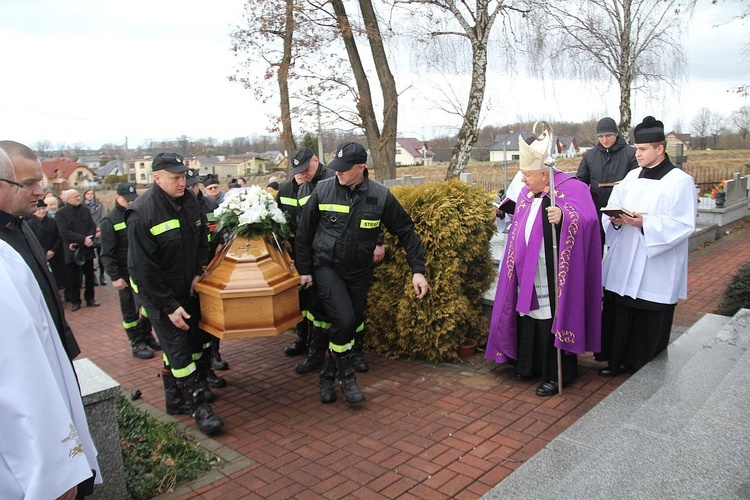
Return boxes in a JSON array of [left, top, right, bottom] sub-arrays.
[[366, 180, 496, 362], [716, 260, 750, 317]]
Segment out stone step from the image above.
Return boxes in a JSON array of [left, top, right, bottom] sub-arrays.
[[482, 312, 737, 500]]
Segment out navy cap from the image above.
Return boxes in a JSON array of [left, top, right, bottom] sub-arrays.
[[328, 142, 367, 172], [185, 168, 201, 186], [203, 175, 219, 187], [291, 147, 315, 175], [151, 152, 187, 173], [116, 182, 138, 201]]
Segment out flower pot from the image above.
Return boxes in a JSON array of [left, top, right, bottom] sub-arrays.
[[457, 338, 478, 358], [194, 234, 302, 339]]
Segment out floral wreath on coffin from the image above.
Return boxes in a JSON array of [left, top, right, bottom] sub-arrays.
[[213, 185, 291, 243]]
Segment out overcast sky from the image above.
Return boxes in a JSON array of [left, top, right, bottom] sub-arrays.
[[0, 0, 748, 150]]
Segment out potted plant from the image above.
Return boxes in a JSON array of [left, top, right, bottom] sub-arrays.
[[458, 338, 478, 358]]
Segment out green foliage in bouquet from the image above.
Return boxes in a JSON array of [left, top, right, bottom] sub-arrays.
[[213, 185, 291, 241], [366, 180, 497, 362]]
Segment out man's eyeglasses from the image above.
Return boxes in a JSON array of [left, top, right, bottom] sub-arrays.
[[0, 178, 23, 194]]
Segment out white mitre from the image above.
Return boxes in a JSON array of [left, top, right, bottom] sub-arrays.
[[518, 132, 551, 171]]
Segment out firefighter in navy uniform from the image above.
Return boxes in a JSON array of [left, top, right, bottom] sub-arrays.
[[295, 142, 429, 405], [126, 153, 223, 435], [281, 147, 336, 374], [99, 182, 162, 360]]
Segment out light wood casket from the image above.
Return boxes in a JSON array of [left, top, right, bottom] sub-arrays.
[[194, 234, 301, 339]]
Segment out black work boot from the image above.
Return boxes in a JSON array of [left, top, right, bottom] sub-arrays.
[[161, 369, 192, 415], [211, 339, 229, 370], [336, 351, 365, 405], [178, 373, 223, 435], [295, 327, 327, 374], [126, 327, 154, 359], [319, 354, 337, 404], [284, 321, 309, 356], [351, 332, 369, 373], [139, 319, 161, 351], [205, 367, 227, 388]]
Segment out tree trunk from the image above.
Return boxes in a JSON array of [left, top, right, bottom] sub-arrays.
[[359, 0, 397, 180], [279, 0, 297, 163], [617, 0, 633, 141], [445, 42, 488, 180], [330, 0, 384, 179]]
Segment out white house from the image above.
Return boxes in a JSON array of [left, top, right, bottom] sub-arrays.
[[395, 138, 435, 166], [489, 133, 522, 163]]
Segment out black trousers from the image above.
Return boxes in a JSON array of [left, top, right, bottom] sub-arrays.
[[66, 259, 95, 304], [146, 301, 203, 379], [314, 265, 371, 351], [117, 281, 142, 328], [600, 291, 675, 372], [516, 315, 578, 384]]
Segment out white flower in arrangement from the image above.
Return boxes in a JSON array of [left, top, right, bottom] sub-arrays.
[[213, 185, 290, 240]]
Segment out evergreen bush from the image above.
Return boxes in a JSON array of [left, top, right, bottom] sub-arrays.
[[366, 180, 496, 362], [716, 260, 750, 316]]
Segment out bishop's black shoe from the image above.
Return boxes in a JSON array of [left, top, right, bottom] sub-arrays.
[[535, 381, 559, 397]]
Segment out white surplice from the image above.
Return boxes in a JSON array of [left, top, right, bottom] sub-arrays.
[[0, 240, 100, 500], [602, 167, 697, 304]]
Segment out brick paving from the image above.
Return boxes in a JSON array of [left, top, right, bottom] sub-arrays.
[[65, 220, 750, 499]]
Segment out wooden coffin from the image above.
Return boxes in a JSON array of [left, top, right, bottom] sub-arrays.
[[194, 234, 301, 339]]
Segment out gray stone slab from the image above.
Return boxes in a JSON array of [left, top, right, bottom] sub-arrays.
[[483, 311, 750, 500]]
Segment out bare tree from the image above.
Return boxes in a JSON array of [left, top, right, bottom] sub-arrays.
[[395, 0, 529, 179], [690, 107, 712, 150], [328, 0, 400, 179], [730, 105, 750, 147], [708, 113, 725, 149], [528, 0, 693, 138]]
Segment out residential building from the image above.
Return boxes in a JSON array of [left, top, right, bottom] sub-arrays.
[[489, 133, 522, 163], [666, 132, 692, 151], [41, 158, 96, 192], [395, 138, 435, 166], [553, 136, 579, 158]]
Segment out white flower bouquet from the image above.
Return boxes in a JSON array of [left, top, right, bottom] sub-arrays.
[[213, 185, 290, 241]]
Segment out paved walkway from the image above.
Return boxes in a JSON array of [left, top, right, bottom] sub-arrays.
[[65, 220, 750, 499]]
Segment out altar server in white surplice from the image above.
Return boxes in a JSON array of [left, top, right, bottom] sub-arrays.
[[598, 116, 697, 376], [0, 239, 101, 500]]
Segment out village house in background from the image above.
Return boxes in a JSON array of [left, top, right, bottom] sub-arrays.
[[667, 131, 692, 151], [41, 157, 97, 192], [553, 135, 579, 158], [395, 138, 435, 166]]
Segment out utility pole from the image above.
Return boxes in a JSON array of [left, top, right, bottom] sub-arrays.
[[317, 102, 324, 162]]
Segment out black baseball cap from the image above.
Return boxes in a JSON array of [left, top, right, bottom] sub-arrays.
[[185, 168, 201, 186], [291, 147, 314, 175], [328, 142, 367, 172], [116, 182, 138, 201], [151, 152, 187, 173]]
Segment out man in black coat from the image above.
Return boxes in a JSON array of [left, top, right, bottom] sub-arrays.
[[56, 188, 99, 311], [26, 198, 66, 289], [576, 116, 639, 250]]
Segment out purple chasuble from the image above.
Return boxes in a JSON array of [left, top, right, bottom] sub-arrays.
[[485, 171, 602, 363]]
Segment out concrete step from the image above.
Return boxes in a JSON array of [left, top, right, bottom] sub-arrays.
[[483, 312, 742, 500]]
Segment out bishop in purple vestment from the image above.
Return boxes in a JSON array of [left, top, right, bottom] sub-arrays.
[[485, 131, 602, 396]]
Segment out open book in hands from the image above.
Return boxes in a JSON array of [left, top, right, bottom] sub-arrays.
[[600, 206, 641, 218]]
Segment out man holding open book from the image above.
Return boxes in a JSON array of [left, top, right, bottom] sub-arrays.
[[598, 116, 697, 376]]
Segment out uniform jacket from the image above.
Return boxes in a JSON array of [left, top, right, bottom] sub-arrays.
[[295, 169, 426, 275], [99, 202, 129, 281], [576, 135, 638, 210], [125, 183, 208, 315], [276, 178, 301, 236]]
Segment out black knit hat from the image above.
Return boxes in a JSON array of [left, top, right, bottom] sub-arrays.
[[633, 116, 665, 144], [203, 175, 219, 187], [596, 117, 618, 136]]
